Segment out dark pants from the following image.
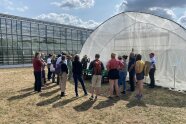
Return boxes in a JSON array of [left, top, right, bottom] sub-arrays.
[[149, 68, 155, 87], [34, 71, 42, 92], [42, 70, 46, 85], [73, 74, 87, 96], [129, 72, 135, 91], [52, 72, 55, 83], [57, 74, 60, 85], [47, 67, 52, 80]]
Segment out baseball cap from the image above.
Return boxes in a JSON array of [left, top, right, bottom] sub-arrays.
[[149, 53, 155, 56]]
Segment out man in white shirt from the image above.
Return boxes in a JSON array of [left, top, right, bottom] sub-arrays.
[[149, 53, 156, 88], [56, 54, 67, 65], [47, 54, 52, 81]]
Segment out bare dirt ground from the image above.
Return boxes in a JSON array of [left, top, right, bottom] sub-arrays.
[[0, 68, 186, 124]]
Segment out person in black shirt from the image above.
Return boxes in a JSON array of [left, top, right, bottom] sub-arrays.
[[128, 53, 136, 92], [72, 55, 88, 97]]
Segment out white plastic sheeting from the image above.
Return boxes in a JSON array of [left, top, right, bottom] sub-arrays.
[[80, 12, 186, 91]]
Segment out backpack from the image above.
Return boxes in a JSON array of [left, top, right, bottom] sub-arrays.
[[93, 60, 102, 75], [55, 63, 61, 74]]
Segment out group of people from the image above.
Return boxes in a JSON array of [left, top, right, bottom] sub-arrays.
[[32, 49, 156, 101], [33, 52, 88, 97]]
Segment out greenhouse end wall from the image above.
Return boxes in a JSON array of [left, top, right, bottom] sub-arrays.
[[80, 12, 186, 91], [0, 13, 93, 66]]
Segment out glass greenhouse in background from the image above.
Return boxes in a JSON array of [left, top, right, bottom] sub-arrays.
[[80, 12, 186, 91], [0, 13, 93, 66]]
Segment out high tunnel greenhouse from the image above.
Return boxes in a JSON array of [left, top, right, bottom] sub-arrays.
[[80, 12, 186, 91]]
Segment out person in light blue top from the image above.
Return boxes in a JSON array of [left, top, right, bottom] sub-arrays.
[[149, 53, 156, 88], [118, 55, 128, 94]]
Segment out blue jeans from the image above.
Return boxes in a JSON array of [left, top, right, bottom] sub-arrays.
[[73, 74, 87, 96], [118, 71, 127, 91]]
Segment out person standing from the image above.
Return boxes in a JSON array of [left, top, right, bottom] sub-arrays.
[[81, 55, 90, 70], [51, 54, 57, 83], [72, 55, 88, 97], [135, 54, 145, 100], [47, 54, 52, 81], [149, 53, 156, 88], [41, 53, 47, 86], [32, 52, 43, 92], [56, 54, 62, 85], [128, 53, 136, 92], [67, 55, 73, 80], [107, 53, 124, 98], [119, 55, 128, 94], [59, 55, 68, 97], [89, 54, 104, 100]]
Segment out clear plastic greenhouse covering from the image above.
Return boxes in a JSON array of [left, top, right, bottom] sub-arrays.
[[80, 12, 186, 91]]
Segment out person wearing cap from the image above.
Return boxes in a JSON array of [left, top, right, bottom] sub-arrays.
[[149, 53, 156, 88]]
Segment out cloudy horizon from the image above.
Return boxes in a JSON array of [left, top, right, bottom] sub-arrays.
[[0, 0, 186, 29]]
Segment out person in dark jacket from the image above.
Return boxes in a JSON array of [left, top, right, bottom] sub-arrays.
[[59, 55, 68, 97], [128, 53, 136, 92], [72, 55, 88, 97]]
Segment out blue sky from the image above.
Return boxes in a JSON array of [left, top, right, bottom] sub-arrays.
[[0, 0, 186, 28]]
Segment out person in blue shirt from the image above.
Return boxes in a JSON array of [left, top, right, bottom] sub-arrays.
[[149, 53, 156, 88]]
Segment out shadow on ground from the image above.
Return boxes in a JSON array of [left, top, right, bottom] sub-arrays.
[[36, 95, 61, 106], [39, 88, 60, 97], [93, 98, 120, 110], [8, 91, 36, 101], [53, 96, 83, 108], [70, 80, 186, 108], [74, 99, 96, 112]]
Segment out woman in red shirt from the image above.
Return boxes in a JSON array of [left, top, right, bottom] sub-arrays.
[[107, 53, 124, 98], [32, 52, 43, 92]]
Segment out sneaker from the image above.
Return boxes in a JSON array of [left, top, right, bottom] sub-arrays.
[[89, 96, 94, 100], [94, 96, 97, 100], [135, 94, 143, 100], [121, 91, 126, 94], [138, 94, 143, 100], [60, 92, 65, 97], [108, 96, 113, 99], [84, 93, 88, 96]]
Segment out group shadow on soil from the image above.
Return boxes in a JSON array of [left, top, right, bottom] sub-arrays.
[[70, 80, 186, 108], [7, 79, 186, 110]]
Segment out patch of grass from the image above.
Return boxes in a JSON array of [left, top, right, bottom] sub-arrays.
[[0, 68, 186, 124]]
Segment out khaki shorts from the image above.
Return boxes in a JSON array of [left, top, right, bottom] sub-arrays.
[[92, 75, 102, 88]]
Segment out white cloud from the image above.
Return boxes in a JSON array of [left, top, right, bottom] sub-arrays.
[[16, 6, 29, 12], [115, 0, 127, 14], [178, 13, 186, 28], [1, 0, 14, 10], [148, 7, 176, 19], [35, 13, 99, 29], [51, 0, 95, 9], [0, 0, 29, 12], [115, 0, 181, 20]]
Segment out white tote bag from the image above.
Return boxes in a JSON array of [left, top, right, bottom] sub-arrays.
[[50, 64, 55, 72]]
